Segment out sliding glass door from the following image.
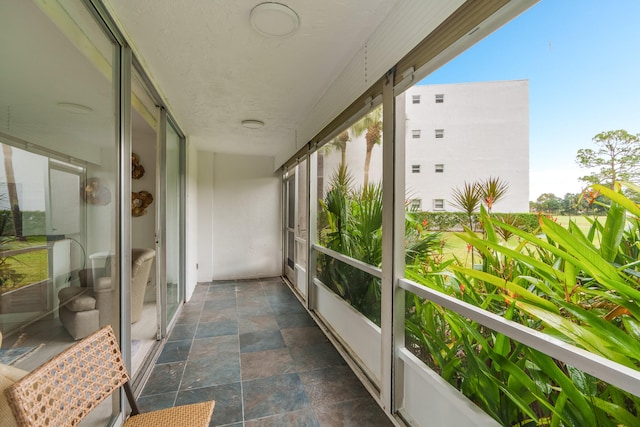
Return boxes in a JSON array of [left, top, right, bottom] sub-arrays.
[[164, 121, 183, 324]]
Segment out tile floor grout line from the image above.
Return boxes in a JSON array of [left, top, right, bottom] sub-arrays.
[[159, 278, 392, 426], [172, 286, 206, 409], [235, 282, 247, 426]]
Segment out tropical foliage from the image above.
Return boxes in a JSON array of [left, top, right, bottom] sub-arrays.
[[352, 106, 383, 189], [406, 181, 640, 426], [316, 129, 640, 425], [316, 165, 440, 325]]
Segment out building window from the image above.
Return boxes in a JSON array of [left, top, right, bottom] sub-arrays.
[[412, 129, 421, 139], [412, 95, 421, 104], [412, 164, 421, 173], [433, 199, 445, 210], [435, 164, 444, 173], [435, 129, 444, 139], [435, 94, 444, 103], [409, 199, 422, 211]]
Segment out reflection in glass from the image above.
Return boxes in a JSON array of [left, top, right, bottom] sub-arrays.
[[165, 123, 182, 322], [0, 5, 117, 419], [295, 159, 308, 272]]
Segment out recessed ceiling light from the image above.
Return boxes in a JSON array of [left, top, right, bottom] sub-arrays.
[[250, 2, 300, 38], [241, 119, 265, 129], [57, 102, 93, 114]]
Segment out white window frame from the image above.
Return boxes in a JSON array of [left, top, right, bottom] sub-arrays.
[[412, 129, 421, 139], [435, 164, 444, 173], [435, 129, 444, 139]]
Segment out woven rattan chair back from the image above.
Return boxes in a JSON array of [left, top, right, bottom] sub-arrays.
[[5, 325, 129, 426]]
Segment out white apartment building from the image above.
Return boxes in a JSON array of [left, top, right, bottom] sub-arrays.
[[405, 80, 529, 212], [323, 80, 529, 213]]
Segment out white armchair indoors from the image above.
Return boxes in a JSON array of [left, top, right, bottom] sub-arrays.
[[58, 248, 156, 339]]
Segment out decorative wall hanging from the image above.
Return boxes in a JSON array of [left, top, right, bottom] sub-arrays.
[[131, 153, 145, 179], [83, 177, 111, 205], [132, 191, 153, 217]]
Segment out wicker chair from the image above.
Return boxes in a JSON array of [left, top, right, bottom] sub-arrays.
[[4, 325, 214, 427]]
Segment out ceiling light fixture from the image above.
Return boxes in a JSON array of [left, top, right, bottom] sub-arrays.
[[241, 119, 265, 129], [250, 2, 300, 38], [57, 102, 93, 114]]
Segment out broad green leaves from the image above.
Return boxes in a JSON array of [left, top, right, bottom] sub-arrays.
[[406, 182, 640, 426]]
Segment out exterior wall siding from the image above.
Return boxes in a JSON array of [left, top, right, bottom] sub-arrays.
[[405, 80, 530, 213], [321, 80, 529, 212]]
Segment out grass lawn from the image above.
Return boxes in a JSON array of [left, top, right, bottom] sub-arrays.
[[438, 215, 604, 267], [1, 237, 49, 293]]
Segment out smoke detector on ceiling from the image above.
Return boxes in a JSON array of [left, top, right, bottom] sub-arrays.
[[241, 119, 265, 129], [250, 2, 300, 38]]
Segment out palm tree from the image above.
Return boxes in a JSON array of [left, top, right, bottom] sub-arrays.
[[2, 144, 23, 239], [352, 106, 382, 189], [330, 130, 350, 167]]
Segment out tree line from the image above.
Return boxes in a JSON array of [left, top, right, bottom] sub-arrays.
[[529, 192, 607, 215], [533, 129, 639, 215]]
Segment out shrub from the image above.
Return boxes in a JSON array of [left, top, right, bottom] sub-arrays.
[[406, 182, 640, 426], [413, 211, 539, 233]]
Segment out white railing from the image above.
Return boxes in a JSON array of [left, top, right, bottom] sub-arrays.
[[399, 277, 640, 397], [312, 243, 382, 279]]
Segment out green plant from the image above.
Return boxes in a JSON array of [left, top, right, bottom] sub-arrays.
[[480, 176, 509, 212], [406, 181, 640, 426], [317, 165, 440, 325], [576, 129, 640, 189], [0, 203, 19, 289], [351, 106, 383, 189]]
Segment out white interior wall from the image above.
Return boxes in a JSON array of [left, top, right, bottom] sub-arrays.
[[85, 147, 116, 259], [196, 152, 282, 281], [131, 128, 157, 300], [196, 151, 215, 283], [185, 139, 199, 300]]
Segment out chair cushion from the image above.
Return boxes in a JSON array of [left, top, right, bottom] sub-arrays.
[[58, 287, 96, 312], [123, 401, 215, 427], [0, 364, 29, 427]]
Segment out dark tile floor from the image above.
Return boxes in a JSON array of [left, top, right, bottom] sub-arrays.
[[138, 277, 394, 426]]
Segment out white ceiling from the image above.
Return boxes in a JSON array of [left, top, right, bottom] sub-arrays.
[[2, 0, 478, 167], [103, 0, 407, 160]]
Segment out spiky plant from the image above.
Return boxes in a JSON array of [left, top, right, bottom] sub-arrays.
[[479, 176, 509, 212]]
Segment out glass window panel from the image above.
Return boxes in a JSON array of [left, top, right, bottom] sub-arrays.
[[404, 293, 640, 426], [316, 106, 384, 261], [398, 4, 640, 422], [49, 164, 82, 236], [1, 6, 117, 426], [316, 252, 381, 325], [315, 105, 384, 322], [165, 122, 182, 323], [295, 159, 308, 272]]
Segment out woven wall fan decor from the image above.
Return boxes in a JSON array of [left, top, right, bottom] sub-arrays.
[[132, 153, 145, 179], [83, 177, 111, 205], [132, 191, 153, 217]]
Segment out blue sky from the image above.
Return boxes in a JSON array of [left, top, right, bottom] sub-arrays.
[[419, 0, 640, 200]]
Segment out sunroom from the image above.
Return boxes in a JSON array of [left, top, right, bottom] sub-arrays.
[[1, 0, 640, 426]]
